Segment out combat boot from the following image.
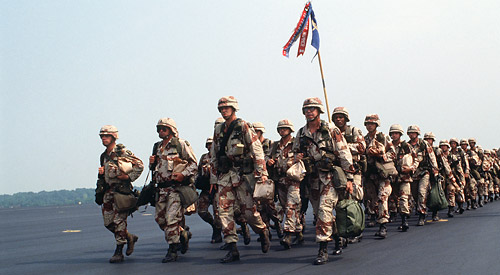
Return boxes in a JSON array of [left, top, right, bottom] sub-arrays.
[[332, 234, 343, 255], [162, 243, 179, 263], [125, 233, 138, 256], [313, 242, 328, 265], [109, 244, 124, 263], [293, 231, 304, 245], [367, 214, 376, 228], [432, 210, 440, 221], [220, 242, 239, 263], [374, 224, 387, 239], [489, 195, 494, 202], [280, 232, 292, 250], [400, 214, 409, 232], [389, 212, 397, 223], [447, 206, 454, 218], [275, 222, 283, 239], [483, 195, 488, 204], [240, 223, 251, 245], [478, 197, 483, 207], [417, 213, 425, 226], [466, 200, 471, 210], [471, 199, 478, 209], [458, 203, 465, 214], [180, 227, 192, 254], [211, 227, 223, 244], [259, 229, 270, 253]]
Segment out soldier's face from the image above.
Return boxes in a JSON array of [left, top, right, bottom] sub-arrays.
[[365, 122, 377, 133], [206, 143, 212, 151], [100, 135, 114, 146], [278, 128, 291, 138], [304, 107, 319, 121], [219, 106, 234, 120], [424, 138, 434, 145], [470, 142, 476, 148], [256, 130, 263, 139], [333, 114, 346, 128], [450, 142, 458, 149], [157, 126, 171, 139], [440, 145, 449, 152], [461, 144, 468, 150], [408, 133, 418, 140], [390, 132, 401, 142]]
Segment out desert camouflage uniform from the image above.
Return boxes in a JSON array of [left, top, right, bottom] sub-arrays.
[[466, 144, 482, 203], [340, 125, 366, 201], [269, 136, 302, 233], [409, 139, 438, 215], [449, 146, 467, 207], [101, 144, 144, 245], [293, 120, 354, 243], [471, 145, 487, 198], [436, 145, 459, 208], [364, 132, 395, 224], [210, 119, 268, 244], [392, 141, 414, 215], [153, 137, 197, 244], [481, 151, 494, 199]]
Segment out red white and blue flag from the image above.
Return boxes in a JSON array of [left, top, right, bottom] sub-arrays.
[[282, 1, 320, 58]]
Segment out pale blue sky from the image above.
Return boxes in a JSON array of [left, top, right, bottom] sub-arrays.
[[1, 1, 499, 194]]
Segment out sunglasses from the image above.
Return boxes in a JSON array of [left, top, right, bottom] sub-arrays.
[[157, 126, 168, 133]]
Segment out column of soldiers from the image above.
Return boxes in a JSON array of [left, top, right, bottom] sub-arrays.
[[95, 96, 500, 265]]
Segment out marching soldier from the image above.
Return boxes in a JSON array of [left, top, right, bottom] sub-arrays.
[[150, 118, 198, 262], [293, 97, 355, 265], [96, 125, 143, 263], [211, 96, 270, 263], [437, 140, 460, 218]]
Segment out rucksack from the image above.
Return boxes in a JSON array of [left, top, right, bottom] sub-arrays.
[[335, 199, 365, 238]]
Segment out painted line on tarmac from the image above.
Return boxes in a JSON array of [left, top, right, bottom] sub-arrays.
[[62, 230, 82, 233]]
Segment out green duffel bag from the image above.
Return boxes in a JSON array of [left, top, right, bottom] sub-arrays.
[[114, 192, 138, 212], [332, 166, 348, 189], [175, 185, 199, 208], [427, 175, 448, 211], [336, 199, 365, 238]]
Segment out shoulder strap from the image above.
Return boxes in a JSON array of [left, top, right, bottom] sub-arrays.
[[217, 118, 241, 158], [100, 152, 105, 167], [270, 140, 279, 157]]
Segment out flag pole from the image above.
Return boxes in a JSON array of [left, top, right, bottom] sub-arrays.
[[316, 50, 331, 122]]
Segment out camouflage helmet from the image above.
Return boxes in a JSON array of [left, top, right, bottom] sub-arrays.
[[332, 107, 350, 122], [407, 125, 421, 135], [253, 122, 266, 133], [277, 119, 295, 132], [468, 137, 477, 144], [460, 139, 469, 146], [364, 114, 381, 127], [99, 125, 119, 139], [214, 117, 225, 128], [206, 137, 213, 144], [157, 117, 178, 137], [439, 139, 450, 148], [302, 97, 325, 114], [389, 124, 404, 135], [449, 137, 459, 145], [424, 132, 436, 141], [217, 96, 239, 111], [484, 149, 491, 155]]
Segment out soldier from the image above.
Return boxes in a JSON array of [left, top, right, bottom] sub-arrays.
[[97, 125, 143, 263], [332, 107, 366, 243], [267, 119, 303, 249], [195, 137, 222, 243], [407, 126, 439, 226], [481, 150, 495, 202], [293, 97, 355, 265], [388, 124, 414, 232], [254, 122, 283, 240], [211, 96, 270, 263], [363, 114, 395, 238], [469, 138, 486, 206], [437, 140, 460, 217], [149, 118, 198, 263], [459, 139, 477, 209], [449, 138, 467, 213]]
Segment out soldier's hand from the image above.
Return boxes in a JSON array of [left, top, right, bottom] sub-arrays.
[[402, 166, 411, 174], [346, 180, 353, 194], [172, 172, 185, 183], [368, 147, 379, 156], [149, 155, 156, 165], [116, 173, 129, 180], [267, 159, 275, 166], [261, 175, 268, 183], [98, 166, 104, 175]]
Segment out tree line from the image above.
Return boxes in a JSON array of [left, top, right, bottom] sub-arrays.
[[0, 188, 96, 208]]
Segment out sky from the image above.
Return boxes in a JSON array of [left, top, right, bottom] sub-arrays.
[[1, 0, 499, 195]]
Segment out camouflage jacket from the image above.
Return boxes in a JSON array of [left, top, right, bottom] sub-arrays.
[[451, 147, 470, 176], [409, 139, 438, 177], [341, 125, 366, 162], [435, 148, 456, 182], [210, 118, 268, 178], [467, 148, 482, 169], [100, 143, 144, 187], [392, 140, 414, 182], [268, 137, 295, 178], [364, 131, 395, 164], [152, 137, 198, 184]]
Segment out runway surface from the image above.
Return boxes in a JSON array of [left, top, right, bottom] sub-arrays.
[[1, 199, 499, 275]]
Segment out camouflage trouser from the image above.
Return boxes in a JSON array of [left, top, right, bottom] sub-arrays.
[[198, 190, 222, 229], [102, 191, 129, 245], [316, 182, 339, 243], [389, 181, 400, 214], [398, 182, 411, 215], [494, 177, 500, 194], [155, 187, 184, 244], [411, 172, 430, 214], [217, 173, 266, 244], [465, 177, 477, 201], [256, 198, 280, 227], [477, 178, 487, 196], [445, 181, 459, 207], [277, 178, 302, 233], [363, 176, 378, 215], [486, 173, 495, 194], [365, 176, 391, 224], [352, 173, 364, 201]]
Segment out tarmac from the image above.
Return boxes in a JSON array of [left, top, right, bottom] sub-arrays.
[[1, 199, 499, 275]]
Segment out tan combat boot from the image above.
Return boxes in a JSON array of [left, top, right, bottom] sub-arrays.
[[126, 233, 138, 256], [109, 244, 124, 263]]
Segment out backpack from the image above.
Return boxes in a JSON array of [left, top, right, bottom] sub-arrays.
[[335, 198, 365, 238]]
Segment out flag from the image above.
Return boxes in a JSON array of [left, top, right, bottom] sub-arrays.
[[282, 2, 311, 58], [310, 7, 320, 55]]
